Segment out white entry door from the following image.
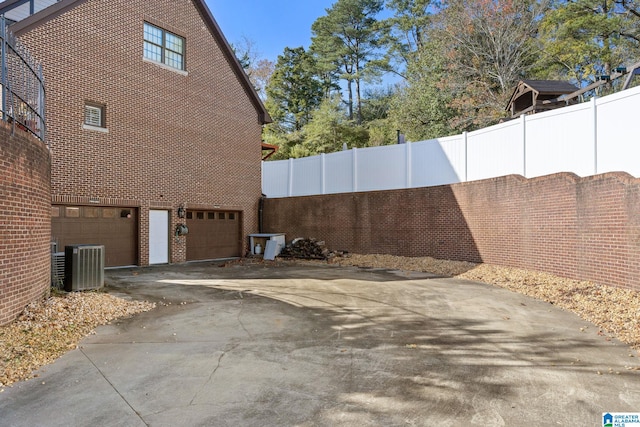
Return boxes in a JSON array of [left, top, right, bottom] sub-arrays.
[[149, 210, 169, 264]]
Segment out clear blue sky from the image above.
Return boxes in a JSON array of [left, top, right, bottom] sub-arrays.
[[205, 0, 338, 62]]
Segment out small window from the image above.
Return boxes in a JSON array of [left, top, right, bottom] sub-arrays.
[[186, 212, 193, 220], [144, 22, 185, 71], [196, 212, 204, 220], [84, 103, 105, 128], [207, 212, 215, 220], [84, 207, 99, 218], [103, 208, 116, 218], [65, 207, 80, 218], [228, 213, 235, 220], [218, 212, 225, 220], [51, 206, 60, 217]]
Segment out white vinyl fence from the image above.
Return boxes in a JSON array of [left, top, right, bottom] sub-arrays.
[[262, 85, 640, 198]]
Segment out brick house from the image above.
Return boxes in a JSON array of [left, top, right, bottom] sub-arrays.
[[3, 0, 270, 266]]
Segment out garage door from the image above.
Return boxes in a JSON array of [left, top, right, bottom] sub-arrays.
[[186, 210, 241, 261], [51, 205, 138, 267]]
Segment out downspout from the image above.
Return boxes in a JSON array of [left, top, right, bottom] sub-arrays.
[[258, 194, 265, 233]]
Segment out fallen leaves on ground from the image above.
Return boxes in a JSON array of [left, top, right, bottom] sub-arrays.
[[0, 292, 154, 388]]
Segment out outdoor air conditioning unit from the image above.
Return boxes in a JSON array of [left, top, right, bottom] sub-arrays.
[[64, 244, 105, 292]]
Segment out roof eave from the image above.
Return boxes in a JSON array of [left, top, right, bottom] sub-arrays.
[[192, 0, 271, 124], [10, 0, 88, 36]]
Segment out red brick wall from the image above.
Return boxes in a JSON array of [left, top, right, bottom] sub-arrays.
[[17, 0, 263, 265], [0, 123, 51, 325], [264, 172, 640, 291]]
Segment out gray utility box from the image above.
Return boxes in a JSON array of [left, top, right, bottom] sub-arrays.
[[64, 244, 105, 292]]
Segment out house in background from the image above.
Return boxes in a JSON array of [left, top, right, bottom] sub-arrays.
[[3, 0, 270, 266], [506, 80, 579, 118]]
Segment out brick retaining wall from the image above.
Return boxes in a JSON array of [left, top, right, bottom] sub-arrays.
[[263, 172, 640, 291], [0, 123, 51, 325]]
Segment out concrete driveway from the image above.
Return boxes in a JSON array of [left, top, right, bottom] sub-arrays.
[[1, 261, 638, 426]]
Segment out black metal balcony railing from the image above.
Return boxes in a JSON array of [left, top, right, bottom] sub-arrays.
[[0, 16, 45, 142]]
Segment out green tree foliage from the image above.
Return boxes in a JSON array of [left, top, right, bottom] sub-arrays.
[[265, 96, 369, 159], [616, 0, 640, 27], [263, 128, 306, 160], [264, 0, 640, 160], [311, 0, 386, 124], [381, 0, 457, 140], [361, 87, 399, 145], [537, 0, 640, 84], [361, 87, 394, 123], [382, 0, 437, 78], [388, 39, 456, 140], [265, 47, 324, 132], [262, 47, 325, 160], [302, 95, 370, 155]]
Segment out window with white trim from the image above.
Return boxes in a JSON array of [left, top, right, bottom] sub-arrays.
[[84, 103, 105, 128], [144, 22, 185, 71]]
